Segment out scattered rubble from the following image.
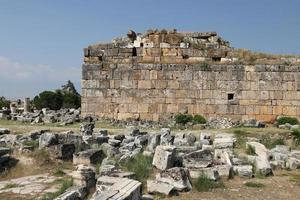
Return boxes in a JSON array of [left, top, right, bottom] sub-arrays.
[[1, 122, 300, 199]]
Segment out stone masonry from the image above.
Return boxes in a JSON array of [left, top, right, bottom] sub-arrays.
[[82, 29, 300, 122]]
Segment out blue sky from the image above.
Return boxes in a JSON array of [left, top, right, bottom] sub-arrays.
[[0, 0, 299, 99]]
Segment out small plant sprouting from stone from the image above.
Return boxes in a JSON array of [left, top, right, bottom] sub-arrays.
[[198, 62, 211, 71]]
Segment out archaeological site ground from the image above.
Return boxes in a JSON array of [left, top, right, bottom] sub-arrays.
[[1, 29, 300, 200]]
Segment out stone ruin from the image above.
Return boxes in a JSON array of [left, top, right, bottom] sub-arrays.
[[1, 122, 300, 199], [82, 29, 300, 123]]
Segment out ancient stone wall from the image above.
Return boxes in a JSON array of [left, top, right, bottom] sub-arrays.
[[81, 30, 300, 122], [82, 62, 300, 122]]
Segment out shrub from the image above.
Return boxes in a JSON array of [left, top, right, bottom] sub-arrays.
[[194, 175, 224, 192], [291, 129, 300, 146], [61, 91, 81, 109], [33, 91, 63, 110], [175, 114, 193, 125], [122, 154, 152, 184], [277, 117, 299, 125], [244, 182, 265, 188], [193, 115, 206, 124], [259, 135, 285, 149]]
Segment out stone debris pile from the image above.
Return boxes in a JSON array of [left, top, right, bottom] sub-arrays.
[[1, 123, 300, 199]]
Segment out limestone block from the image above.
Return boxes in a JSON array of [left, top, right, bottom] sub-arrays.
[[147, 180, 174, 196], [233, 165, 253, 178], [156, 167, 192, 191], [182, 149, 213, 169], [138, 80, 152, 89], [246, 142, 273, 176], [152, 145, 176, 170], [189, 167, 220, 180], [73, 149, 105, 165]]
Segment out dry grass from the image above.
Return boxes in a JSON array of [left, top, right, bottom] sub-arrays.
[[232, 49, 300, 65]]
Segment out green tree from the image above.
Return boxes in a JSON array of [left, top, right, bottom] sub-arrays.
[[0, 96, 10, 109], [33, 91, 63, 110]]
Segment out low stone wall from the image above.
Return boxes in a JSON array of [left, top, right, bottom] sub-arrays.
[[81, 63, 300, 122]]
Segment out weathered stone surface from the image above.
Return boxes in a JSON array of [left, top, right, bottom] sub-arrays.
[[39, 132, 58, 148], [214, 165, 233, 178], [286, 157, 300, 170], [246, 142, 273, 176], [214, 134, 235, 149], [93, 176, 142, 200], [147, 134, 160, 152], [55, 144, 76, 160], [54, 186, 87, 200], [80, 122, 94, 135], [182, 149, 213, 168], [233, 165, 253, 178], [72, 165, 96, 190], [160, 128, 174, 145], [214, 149, 232, 165], [152, 145, 176, 170], [156, 167, 192, 191], [73, 149, 105, 165], [189, 167, 220, 180], [147, 180, 175, 196]]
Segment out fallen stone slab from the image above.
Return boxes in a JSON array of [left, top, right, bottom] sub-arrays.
[[147, 134, 160, 152], [39, 132, 58, 148], [160, 128, 174, 145], [156, 167, 192, 191], [233, 165, 253, 178], [246, 142, 273, 176], [182, 149, 213, 168], [286, 157, 300, 170], [214, 137, 234, 149], [93, 176, 142, 200], [214, 165, 233, 179], [152, 145, 176, 170], [147, 180, 175, 196], [214, 149, 232, 165], [73, 149, 105, 165], [54, 186, 88, 200], [189, 167, 220, 180]]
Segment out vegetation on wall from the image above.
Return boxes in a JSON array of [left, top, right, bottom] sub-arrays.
[[175, 113, 206, 125]]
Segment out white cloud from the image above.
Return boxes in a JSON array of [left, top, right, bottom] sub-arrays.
[[0, 56, 81, 99]]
